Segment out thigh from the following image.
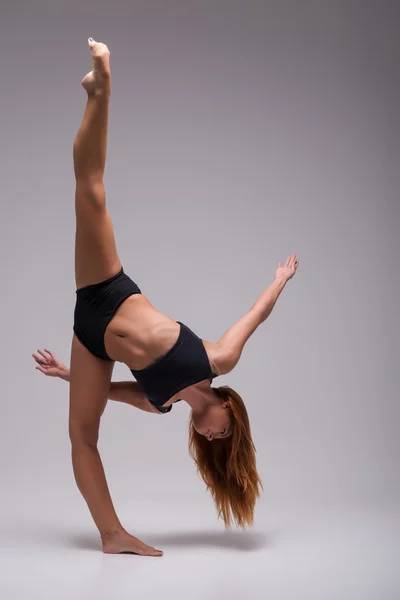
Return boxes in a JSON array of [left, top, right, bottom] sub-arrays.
[[74, 181, 122, 289], [69, 334, 115, 436]]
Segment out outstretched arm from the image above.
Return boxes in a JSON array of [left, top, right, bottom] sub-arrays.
[[32, 349, 158, 414], [214, 253, 299, 375]]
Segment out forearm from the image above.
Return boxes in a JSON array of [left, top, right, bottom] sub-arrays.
[[251, 277, 287, 323], [107, 381, 145, 407], [58, 367, 150, 411]]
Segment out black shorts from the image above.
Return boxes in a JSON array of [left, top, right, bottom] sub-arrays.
[[73, 268, 142, 360]]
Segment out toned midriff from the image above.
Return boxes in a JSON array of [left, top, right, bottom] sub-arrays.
[[103, 293, 182, 371]]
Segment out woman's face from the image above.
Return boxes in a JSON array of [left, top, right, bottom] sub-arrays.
[[191, 401, 233, 441]]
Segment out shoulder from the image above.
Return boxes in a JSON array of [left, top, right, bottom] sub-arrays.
[[202, 339, 235, 377]]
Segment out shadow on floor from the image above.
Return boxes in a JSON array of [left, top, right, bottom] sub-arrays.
[[143, 529, 274, 551], [69, 529, 275, 552], [4, 521, 276, 553]]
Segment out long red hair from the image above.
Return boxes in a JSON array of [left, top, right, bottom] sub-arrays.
[[188, 384, 263, 528]]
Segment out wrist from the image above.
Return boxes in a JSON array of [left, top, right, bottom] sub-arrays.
[[58, 366, 70, 382], [273, 276, 288, 288]]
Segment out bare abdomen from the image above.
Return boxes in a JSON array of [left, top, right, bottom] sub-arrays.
[[104, 293, 181, 369]]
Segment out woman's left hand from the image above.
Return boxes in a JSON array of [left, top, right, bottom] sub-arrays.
[[275, 253, 299, 282]]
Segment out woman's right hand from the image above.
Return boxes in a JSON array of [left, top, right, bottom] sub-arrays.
[[32, 348, 69, 379]]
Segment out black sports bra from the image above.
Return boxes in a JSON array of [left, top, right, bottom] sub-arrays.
[[130, 321, 218, 413]]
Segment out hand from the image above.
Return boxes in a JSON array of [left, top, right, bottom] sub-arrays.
[[32, 348, 68, 379], [275, 253, 299, 282]]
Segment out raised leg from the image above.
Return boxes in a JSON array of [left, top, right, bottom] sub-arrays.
[[73, 38, 121, 289]]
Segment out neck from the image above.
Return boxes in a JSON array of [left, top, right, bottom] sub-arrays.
[[181, 379, 217, 412]]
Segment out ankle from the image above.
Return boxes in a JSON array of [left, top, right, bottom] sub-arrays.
[[87, 87, 111, 99], [100, 526, 125, 541]]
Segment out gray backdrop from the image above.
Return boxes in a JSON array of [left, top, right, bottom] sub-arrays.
[[1, 1, 398, 599]]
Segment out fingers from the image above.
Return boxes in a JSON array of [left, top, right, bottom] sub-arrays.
[[32, 352, 46, 364], [37, 349, 49, 361], [32, 349, 54, 367], [34, 348, 54, 361], [35, 366, 47, 374], [282, 254, 299, 273], [289, 254, 299, 268], [285, 254, 295, 267]]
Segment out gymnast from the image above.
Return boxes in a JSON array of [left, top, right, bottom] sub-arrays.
[[32, 38, 299, 556]]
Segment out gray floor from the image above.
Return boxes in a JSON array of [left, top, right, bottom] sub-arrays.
[[1, 498, 398, 600]]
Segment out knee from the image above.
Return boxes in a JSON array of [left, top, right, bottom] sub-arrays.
[[69, 419, 100, 448], [75, 179, 106, 211]]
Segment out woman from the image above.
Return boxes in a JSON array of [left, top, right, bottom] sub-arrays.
[[33, 38, 299, 556]]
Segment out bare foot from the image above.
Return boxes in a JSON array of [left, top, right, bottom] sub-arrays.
[[81, 38, 111, 96], [102, 529, 163, 557]]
